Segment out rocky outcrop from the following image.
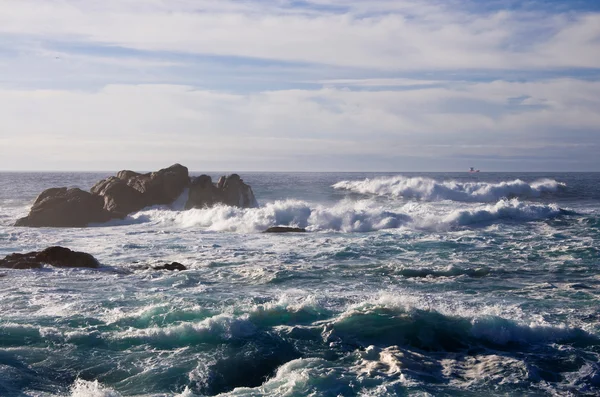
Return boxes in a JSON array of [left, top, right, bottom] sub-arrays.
[[15, 164, 257, 228], [153, 262, 187, 271], [0, 247, 100, 269], [264, 227, 307, 233], [91, 164, 189, 217], [185, 175, 221, 209], [113, 164, 190, 206], [14, 188, 111, 227], [185, 174, 257, 209]]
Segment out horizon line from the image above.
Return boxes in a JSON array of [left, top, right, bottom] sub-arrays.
[[1, 169, 599, 174]]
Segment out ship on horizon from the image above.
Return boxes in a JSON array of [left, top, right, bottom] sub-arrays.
[[469, 167, 480, 173]]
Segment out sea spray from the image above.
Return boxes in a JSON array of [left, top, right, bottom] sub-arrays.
[[1, 171, 599, 396], [333, 176, 566, 202], [93, 198, 566, 233]]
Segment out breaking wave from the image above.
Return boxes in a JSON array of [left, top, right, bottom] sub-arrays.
[[70, 380, 122, 397], [327, 295, 598, 351], [333, 176, 566, 202], [428, 198, 565, 228], [108, 198, 566, 232]]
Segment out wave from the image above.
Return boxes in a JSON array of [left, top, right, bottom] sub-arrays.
[[396, 265, 490, 278], [69, 380, 199, 397], [333, 176, 566, 202], [104, 198, 566, 233], [327, 300, 597, 351], [429, 199, 565, 228], [70, 379, 122, 397], [114, 313, 257, 347], [5, 292, 597, 396], [100, 199, 411, 233]]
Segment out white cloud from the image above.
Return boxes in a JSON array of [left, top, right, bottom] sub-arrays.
[[0, 0, 598, 171], [0, 0, 599, 70], [0, 79, 598, 171]]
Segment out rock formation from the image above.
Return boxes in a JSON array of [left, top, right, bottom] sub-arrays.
[[91, 163, 189, 217], [153, 262, 187, 271], [186, 174, 257, 209], [15, 164, 257, 227], [14, 188, 112, 227], [0, 246, 100, 269]]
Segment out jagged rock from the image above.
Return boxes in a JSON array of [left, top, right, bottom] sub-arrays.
[[264, 227, 307, 233], [118, 163, 189, 205], [15, 164, 257, 228], [0, 246, 100, 269], [185, 175, 220, 209], [15, 188, 111, 227], [220, 174, 257, 207], [186, 174, 258, 209], [153, 262, 187, 271], [92, 163, 190, 216], [91, 176, 146, 217]]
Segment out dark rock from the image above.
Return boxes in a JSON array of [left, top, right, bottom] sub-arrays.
[[15, 164, 259, 228], [91, 176, 146, 217], [570, 283, 594, 290], [153, 262, 187, 271], [0, 252, 42, 269], [15, 188, 111, 227], [220, 174, 257, 207], [116, 170, 142, 180], [186, 174, 258, 209], [264, 227, 307, 233], [0, 246, 100, 269], [185, 175, 220, 209], [92, 163, 189, 216], [123, 163, 189, 206]]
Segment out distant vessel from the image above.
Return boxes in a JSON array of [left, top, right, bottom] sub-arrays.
[[469, 167, 480, 173]]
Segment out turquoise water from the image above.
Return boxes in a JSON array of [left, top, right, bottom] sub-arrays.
[[0, 172, 599, 396]]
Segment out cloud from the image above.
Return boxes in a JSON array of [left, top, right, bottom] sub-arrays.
[[0, 0, 599, 71], [0, 0, 598, 171], [0, 79, 598, 171]]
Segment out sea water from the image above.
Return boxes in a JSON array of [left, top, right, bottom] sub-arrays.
[[0, 172, 599, 396]]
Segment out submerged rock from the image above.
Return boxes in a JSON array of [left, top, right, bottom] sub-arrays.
[[264, 227, 307, 233], [15, 164, 258, 228], [0, 246, 100, 269], [153, 262, 187, 271], [569, 283, 594, 290]]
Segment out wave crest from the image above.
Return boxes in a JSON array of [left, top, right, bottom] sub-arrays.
[[104, 198, 566, 233], [333, 176, 565, 202]]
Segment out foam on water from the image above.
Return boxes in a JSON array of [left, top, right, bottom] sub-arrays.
[[96, 198, 566, 233], [333, 176, 566, 202], [1, 172, 599, 396], [70, 380, 122, 397], [115, 313, 257, 346]]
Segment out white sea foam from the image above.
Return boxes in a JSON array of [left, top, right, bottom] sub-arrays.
[[425, 199, 563, 228], [70, 379, 122, 397], [114, 313, 256, 343], [332, 292, 589, 347], [107, 198, 564, 233], [333, 176, 565, 202]]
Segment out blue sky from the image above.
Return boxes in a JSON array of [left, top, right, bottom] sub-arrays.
[[0, 0, 599, 171]]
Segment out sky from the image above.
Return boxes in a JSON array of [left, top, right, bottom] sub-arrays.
[[0, 0, 599, 172]]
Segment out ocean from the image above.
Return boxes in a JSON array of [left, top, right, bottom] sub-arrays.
[[0, 171, 599, 396]]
